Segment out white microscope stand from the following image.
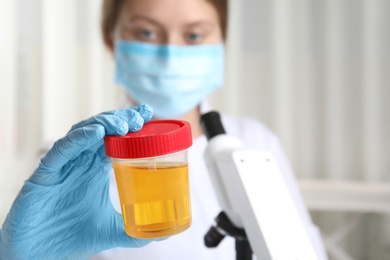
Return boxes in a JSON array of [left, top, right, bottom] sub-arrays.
[[201, 112, 320, 260]]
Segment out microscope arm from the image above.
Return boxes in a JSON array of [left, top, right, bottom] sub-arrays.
[[202, 112, 320, 260]]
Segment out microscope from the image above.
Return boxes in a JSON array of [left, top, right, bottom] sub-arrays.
[[200, 111, 320, 260]]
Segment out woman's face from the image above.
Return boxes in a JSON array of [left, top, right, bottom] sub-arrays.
[[111, 0, 223, 46]]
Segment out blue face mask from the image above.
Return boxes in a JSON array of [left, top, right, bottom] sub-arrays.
[[115, 40, 224, 119]]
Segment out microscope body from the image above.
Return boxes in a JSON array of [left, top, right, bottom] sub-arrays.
[[204, 133, 320, 260]]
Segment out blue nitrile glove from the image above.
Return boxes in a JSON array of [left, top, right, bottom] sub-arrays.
[[0, 104, 154, 260]]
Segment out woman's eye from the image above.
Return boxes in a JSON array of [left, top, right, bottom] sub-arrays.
[[187, 33, 203, 43], [138, 29, 157, 39]]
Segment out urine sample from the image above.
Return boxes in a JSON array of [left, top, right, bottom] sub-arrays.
[[104, 120, 192, 239]]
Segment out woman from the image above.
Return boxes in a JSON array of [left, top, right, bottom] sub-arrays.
[[0, 0, 327, 259]]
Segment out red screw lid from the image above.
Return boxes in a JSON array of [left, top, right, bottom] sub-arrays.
[[104, 120, 192, 159]]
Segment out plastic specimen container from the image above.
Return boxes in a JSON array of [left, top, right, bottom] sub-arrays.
[[104, 120, 193, 239]]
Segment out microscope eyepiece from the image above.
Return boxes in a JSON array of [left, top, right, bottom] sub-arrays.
[[200, 111, 226, 140]]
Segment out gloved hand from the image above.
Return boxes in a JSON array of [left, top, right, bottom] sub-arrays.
[[0, 104, 154, 260]]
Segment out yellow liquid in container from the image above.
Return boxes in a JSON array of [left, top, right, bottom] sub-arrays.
[[113, 162, 191, 238]]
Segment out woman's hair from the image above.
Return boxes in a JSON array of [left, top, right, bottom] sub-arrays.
[[101, 0, 228, 48]]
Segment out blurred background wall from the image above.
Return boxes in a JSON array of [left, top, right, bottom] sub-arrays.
[[0, 0, 389, 259]]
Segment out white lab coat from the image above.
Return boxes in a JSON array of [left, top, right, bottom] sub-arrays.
[[89, 111, 328, 260]]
